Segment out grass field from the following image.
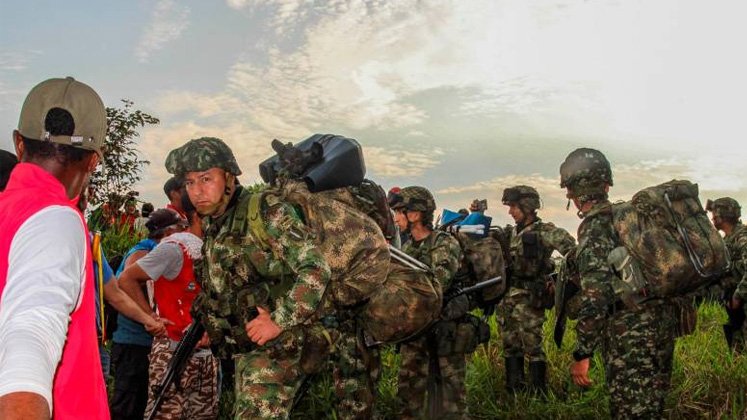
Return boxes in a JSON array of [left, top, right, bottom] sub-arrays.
[[287, 302, 747, 419]]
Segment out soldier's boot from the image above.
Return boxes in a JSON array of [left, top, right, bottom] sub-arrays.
[[528, 360, 547, 397], [504, 357, 525, 394]]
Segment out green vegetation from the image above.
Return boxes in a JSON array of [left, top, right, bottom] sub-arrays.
[[245, 303, 747, 419]]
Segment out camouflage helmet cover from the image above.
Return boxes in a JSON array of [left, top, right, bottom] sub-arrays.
[[390, 186, 436, 213], [165, 137, 242, 176], [560, 147, 613, 199], [502, 185, 541, 212], [706, 197, 741, 221]]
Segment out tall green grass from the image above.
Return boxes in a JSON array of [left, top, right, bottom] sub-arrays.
[[241, 303, 747, 419]]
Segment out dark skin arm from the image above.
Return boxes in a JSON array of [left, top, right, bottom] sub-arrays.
[[0, 392, 50, 420]]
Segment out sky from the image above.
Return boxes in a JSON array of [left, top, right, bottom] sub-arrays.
[[2, 0, 746, 234]]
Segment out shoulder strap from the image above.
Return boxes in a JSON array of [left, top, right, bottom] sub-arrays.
[[246, 191, 272, 250]]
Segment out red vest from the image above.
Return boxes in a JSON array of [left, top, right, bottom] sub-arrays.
[[153, 241, 200, 341], [0, 163, 109, 419]]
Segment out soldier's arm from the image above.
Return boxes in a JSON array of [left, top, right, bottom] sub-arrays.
[[263, 202, 331, 330], [430, 234, 462, 290], [572, 230, 617, 360], [546, 224, 577, 257]]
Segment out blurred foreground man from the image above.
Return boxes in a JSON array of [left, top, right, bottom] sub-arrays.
[[165, 137, 330, 418], [561, 148, 676, 419], [0, 77, 110, 419]]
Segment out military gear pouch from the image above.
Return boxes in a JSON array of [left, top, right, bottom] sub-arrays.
[[521, 231, 540, 259], [608, 246, 648, 308], [431, 315, 489, 356]]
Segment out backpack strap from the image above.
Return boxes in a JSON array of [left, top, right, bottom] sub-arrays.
[[246, 191, 272, 250], [228, 190, 252, 245]]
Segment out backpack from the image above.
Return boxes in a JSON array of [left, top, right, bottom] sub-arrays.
[[361, 247, 442, 345], [439, 212, 507, 306], [611, 179, 730, 301]]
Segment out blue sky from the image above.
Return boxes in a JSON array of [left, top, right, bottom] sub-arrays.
[[2, 0, 746, 233]]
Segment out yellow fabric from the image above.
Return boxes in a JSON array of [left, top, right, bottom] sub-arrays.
[[92, 232, 106, 345]]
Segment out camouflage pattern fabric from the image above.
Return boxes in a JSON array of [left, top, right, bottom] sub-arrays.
[[399, 336, 467, 420], [500, 219, 575, 361], [397, 231, 464, 419], [725, 223, 747, 350], [165, 136, 242, 176], [144, 337, 220, 420], [501, 185, 541, 214], [197, 186, 330, 417], [560, 148, 613, 201], [573, 200, 677, 419], [389, 186, 436, 213], [234, 328, 305, 419], [709, 196, 741, 221], [330, 323, 377, 419]]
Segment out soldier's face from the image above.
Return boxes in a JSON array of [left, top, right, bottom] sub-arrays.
[[508, 203, 525, 224], [184, 168, 227, 216], [393, 208, 409, 231]]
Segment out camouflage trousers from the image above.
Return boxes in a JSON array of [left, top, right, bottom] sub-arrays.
[[234, 328, 307, 419], [398, 335, 467, 420], [498, 289, 546, 361], [601, 302, 676, 420], [144, 337, 220, 420], [329, 325, 377, 420]]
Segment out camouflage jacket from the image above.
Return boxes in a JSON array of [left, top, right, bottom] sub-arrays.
[[198, 186, 330, 353], [572, 200, 620, 358], [727, 224, 747, 301], [402, 230, 462, 291], [509, 218, 575, 291]]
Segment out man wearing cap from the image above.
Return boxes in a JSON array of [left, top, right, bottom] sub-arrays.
[[119, 208, 220, 419], [163, 176, 186, 218], [165, 137, 330, 418], [0, 77, 110, 418], [707, 197, 747, 352], [110, 208, 190, 420]]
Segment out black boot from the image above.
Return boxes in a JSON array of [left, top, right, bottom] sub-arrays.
[[528, 360, 547, 396], [504, 357, 525, 394]]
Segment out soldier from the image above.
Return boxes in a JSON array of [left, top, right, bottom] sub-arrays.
[[707, 197, 747, 352], [165, 137, 330, 419], [561, 148, 677, 419], [500, 185, 575, 394], [390, 186, 465, 419]]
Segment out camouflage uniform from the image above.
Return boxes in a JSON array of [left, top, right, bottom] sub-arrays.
[[144, 338, 220, 419], [166, 138, 331, 419], [710, 198, 747, 351], [499, 204, 575, 392], [562, 148, 677, 420], [398, 231, 463, 419], [392, 186, 464, 419]]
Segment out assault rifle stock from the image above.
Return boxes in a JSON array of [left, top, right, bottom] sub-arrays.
[[147, 321, 205, 420]]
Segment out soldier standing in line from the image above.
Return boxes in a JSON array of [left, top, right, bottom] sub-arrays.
[[165, 137, 330, 419], [561, 148, 678, 419], [500, 185, 575, 394], [707, 197, 747, 352], [390, 186, 466, 419]]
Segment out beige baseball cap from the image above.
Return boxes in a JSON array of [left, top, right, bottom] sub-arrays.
[[17, 77, 107, 157]]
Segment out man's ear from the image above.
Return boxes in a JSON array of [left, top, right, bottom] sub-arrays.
[[13, 130, 24, 161], [86, 153, 101, 173]]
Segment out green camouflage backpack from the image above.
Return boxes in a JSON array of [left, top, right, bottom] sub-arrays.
[[248, 179, 442, 345], [610, 179, 731, 304]]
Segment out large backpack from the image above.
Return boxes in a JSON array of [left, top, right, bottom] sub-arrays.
[[611, 179, 730, 300], [252, 134, 442, 344], [439, 211, 507, 305]]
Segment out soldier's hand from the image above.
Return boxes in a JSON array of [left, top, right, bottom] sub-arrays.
[[197, 332, 211, 348], [246, 307, 282, 346], [570, 358, 592, 387]]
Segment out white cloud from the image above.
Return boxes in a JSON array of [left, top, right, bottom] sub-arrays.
[[365, 146, 442, 178], [135, 0, 191, 63]]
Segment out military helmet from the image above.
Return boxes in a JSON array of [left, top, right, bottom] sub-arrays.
[[390, 186, 436, 213], [502, 185, 541, 213], [706, 197, 741, 222], [560, 148, 613, 199], [165, 137, 242, 176]]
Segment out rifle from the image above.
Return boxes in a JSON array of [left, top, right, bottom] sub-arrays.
[[426, 276, 502, 416], [146, 320, 205, 420]]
